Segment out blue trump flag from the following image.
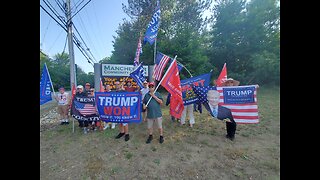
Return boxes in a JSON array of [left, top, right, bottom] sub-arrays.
[[143, 1, 160, 45], [40, 63, 53, 105], [129, 63, 146, 89], [95, 92, 142, 123], [181, 73, 212, 105]]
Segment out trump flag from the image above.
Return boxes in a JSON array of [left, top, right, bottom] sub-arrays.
[[160, 59, 184, 118], [40, 63, 53, 105], [143, 1, 160, 45], [71, 96, 100, 122], [95, 92, 142, 123], [193, 85, 259, 124]]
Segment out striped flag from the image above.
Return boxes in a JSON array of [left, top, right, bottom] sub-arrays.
[[74, 101, 96, 115], [134, 35, 143, 66], [153, 52, 171, 81], [193, 85, 259, 124]]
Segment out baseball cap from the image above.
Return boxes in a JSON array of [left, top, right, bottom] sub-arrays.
[[77, 85, 83, 89], [148, 82, 155, 87]]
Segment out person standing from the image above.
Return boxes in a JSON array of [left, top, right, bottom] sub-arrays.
[[55, 86, 71, 125], [124, 81, 136, 92], [180, 104, 195, 127], [143, 82, 164, 144], [114, 81, 130, 141], [84, 82, 92, 96], [74, 85, 89, 133]]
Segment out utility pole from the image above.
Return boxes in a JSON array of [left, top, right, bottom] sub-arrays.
[[66, 0, 76, 89], [66, 0, 76, 133]]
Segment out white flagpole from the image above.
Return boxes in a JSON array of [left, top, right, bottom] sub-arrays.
[[45, 63, 56, 97], [146, 55, 177, 106]]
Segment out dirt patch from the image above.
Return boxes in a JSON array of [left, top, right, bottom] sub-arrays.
[[40, 88, 280, 179]]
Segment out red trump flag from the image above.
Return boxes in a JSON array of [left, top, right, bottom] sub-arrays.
[[160, 59, 184, 118]]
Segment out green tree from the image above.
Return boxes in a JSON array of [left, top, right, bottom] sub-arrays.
[[209, 0, 280, 84]]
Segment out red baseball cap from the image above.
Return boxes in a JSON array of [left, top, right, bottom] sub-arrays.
[[148, 82, 155, 86]]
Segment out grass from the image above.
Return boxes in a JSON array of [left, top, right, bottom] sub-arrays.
[[41, 86, 280, 179]]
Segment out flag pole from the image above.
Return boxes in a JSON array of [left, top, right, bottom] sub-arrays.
[[45, 63, 56, 97], [153, 39, 157, 64], [176, 60, 193, 78], [146, 55, 177, 106]]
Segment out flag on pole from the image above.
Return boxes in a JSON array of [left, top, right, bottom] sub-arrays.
[[134, 35, 143, 66], [192, 85, 259, 124], [160, 59, 184, 118], [216, 63, 227, 86], [69, 83, 76, 108], [129, 63, 146, 89], [153, 52, 171, 81], [143, 0, 161, 45], [40, 63, 53, 105], [100, 78, 104, 92]]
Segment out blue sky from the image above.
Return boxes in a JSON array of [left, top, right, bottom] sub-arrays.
[[40, 0, 130, 73]]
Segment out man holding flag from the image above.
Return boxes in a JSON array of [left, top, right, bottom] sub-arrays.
[[143, 82, 164, 144]]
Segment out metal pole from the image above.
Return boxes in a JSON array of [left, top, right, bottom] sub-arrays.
[[66, 0, 76, 133], [66, 0, 76, 89]]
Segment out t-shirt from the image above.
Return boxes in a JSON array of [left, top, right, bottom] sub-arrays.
[[140, 87, 149, 100], [143, 92, 163, 119], [57, 92, 70, 105], [125, 86, 136, 92]]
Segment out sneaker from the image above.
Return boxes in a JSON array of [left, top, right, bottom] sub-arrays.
[[111, 123, 116, 129], [159, 136, 164, 144], [60, 122, 65, 125], [65, 121, 69, 125], [124, 134, 130, 141], [115, 132, 125, 139], [146, 135, 153, 144]]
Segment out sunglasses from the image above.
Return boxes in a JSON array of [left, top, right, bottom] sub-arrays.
[[148, 85, 154, 88]]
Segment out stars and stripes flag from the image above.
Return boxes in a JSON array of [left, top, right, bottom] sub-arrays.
[[134, 34, 143, 66], [193, 85, 259, 124], [153, 52, 171, 81], [74, 101, 97, 116]]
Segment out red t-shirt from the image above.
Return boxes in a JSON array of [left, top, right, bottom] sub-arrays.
[[125, 86, 136, 92]]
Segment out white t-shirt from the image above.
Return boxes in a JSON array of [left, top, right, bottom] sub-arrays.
[[56, 92, 70, 105], [140, 87, 149, 100]]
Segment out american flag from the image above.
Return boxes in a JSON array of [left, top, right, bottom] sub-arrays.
[[134, 35, 143, 66], [193, 85, 259, 124], [74, 101, 97, 115], [153, 52, 171, 81]]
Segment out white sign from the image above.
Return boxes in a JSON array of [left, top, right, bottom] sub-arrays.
[[102, 64, 149, 77]]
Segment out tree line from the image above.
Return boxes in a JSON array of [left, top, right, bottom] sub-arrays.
[[40, 0, 280, 90]]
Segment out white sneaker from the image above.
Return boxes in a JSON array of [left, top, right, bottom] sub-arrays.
[[111, 123, 116, 129]]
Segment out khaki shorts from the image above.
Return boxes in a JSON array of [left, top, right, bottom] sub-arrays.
[[57, 105, 69, 116], [147, 117, 163, 129]]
